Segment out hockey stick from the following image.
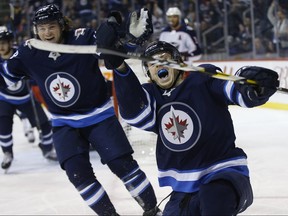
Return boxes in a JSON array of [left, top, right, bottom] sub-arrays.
[[8, 3, 14, 24], [25, 80, 43, 139], [27, 39, 288, 94]]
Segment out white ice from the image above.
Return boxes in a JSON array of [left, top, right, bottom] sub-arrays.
[[0, 105, 287, 215]]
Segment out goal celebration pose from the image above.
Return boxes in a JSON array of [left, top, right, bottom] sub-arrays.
[[0, 4, 161, 215], [96, 20, 279, 214]]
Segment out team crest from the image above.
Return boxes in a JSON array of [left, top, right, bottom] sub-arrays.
[[6, 80, 25, 93], [45, 72, 80, 107], [158, 102, 201, 152]]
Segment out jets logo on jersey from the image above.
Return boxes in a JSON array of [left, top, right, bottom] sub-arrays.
[[6, 80, 25, 94], [158, 102, 201, 152], [45, 72, 80, 107]]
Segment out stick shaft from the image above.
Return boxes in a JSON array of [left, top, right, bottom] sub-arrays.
[[27, 39, 288, 94]]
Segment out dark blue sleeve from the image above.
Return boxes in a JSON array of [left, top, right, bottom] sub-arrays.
[[0, 73, 7, 89], [113, 63, 157, 132]]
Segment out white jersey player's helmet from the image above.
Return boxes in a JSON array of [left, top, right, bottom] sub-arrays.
[[166, 7, 182, 18]]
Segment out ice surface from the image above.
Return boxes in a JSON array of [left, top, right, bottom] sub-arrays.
[[0, 106, 287, 215]]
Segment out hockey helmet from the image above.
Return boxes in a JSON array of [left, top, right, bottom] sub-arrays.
[[166, 7, 182, 18], [0, 26, 14, 41], [33, 4, 64, 26], [142, 41, 182, 77]]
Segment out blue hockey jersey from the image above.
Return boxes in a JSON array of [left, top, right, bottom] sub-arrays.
[[0, 29, 114, 127], [113, 65, 255, 193], [0, 49, 30, 105]]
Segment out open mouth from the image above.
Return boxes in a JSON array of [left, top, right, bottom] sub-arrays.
[[45, 38, 54, 42], [157, 69, 169, 79]]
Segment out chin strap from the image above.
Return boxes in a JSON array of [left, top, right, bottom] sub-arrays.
[[170, 70, 184, 88]]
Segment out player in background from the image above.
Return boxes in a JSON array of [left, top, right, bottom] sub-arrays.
[[0, 26, 57, 170], [0, 4, 161, 215], [96, 24, 279, 214], [159, 7, 202, 65], [16, 82, 49, 144], [15, 110, 36, 143]]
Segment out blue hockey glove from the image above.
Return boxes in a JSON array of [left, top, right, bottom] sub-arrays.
[[235, 66, 279, 104], [127, 8, 153, 46], [96, 11, 126, 69]]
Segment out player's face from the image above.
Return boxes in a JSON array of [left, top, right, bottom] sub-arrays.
[[167, 15, 180, 29], [0, 40, 12, 58], [148, 52, 181, 89], [36, 21, 63, 44]]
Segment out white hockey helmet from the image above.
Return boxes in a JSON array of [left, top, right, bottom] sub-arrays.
[[166, 7, 182, 18]]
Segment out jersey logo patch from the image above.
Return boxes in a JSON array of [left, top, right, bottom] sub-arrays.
[[158, 102, 201, 152], [74, 28, 85, 40], [45, 72, 80, 107], [6, 80, 25, 93], [49, 52, 61, 61]]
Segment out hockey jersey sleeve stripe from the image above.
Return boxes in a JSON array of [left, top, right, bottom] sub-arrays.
[[123, 88, 156, 126], [2, 61, 23, 80], [224, 80, 234, 102], [224, 81, 248, 107], [0, 92, 30, 102], [0, 62, 23, 88], [135, 101, 156, 130]]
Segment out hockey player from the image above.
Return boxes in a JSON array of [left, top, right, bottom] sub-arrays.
[[0, 26, 57, 170], [96, 28, 279, 214], [0, 4, 160, 215], [15, 110, 36, 143], [159, 7, 202, 65]]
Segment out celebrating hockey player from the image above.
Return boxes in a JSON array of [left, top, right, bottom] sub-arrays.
[[96, 20, 280, 214], [0, 4, 161, 216], [0, 26, 57, 171]]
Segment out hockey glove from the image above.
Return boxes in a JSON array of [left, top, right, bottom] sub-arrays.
[[198, 64, 223, 74], [127, 8, 153, 46], [235, 66, 279, 105], [96, 11, 126, 69]]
